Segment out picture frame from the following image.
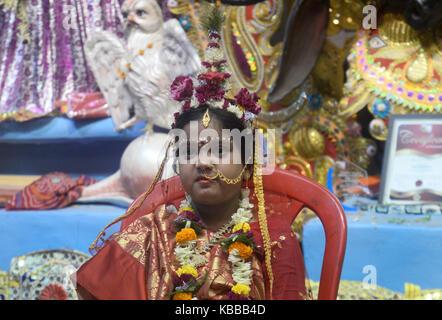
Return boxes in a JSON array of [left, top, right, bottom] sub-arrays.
[[379, 114, 442, 204]]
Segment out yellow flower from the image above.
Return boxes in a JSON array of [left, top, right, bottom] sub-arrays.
[[232, 222, 250, 233], [176, 228, 197, 243], [177, 266, 198, 278], [178, 206, 195, 214], [231, 284, 250, 296], [228, 241, 253, 259], [173, 292, 193, 300]]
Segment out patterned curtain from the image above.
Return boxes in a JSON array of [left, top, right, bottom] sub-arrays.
[[0, 0, 126, 121]]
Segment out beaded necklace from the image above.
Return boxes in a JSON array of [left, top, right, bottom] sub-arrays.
[[170, 189, 256, 300]]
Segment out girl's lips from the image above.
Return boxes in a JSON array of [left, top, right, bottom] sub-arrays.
[[195, 176, 215, 184]]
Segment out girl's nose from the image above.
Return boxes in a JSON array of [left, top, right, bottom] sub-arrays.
[[128, 13, 136, 22], [196, 153, 216, 172], [196, 154, 214, 167], [196, 161, 217, 180]]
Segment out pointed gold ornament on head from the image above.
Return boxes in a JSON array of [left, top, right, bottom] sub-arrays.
[[202, 108, 211, 127]]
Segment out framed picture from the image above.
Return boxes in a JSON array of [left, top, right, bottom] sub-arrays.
[[379, 114, 442, 204]]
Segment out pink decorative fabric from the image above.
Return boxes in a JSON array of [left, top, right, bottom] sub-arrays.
[[6, 172, 96, 210]]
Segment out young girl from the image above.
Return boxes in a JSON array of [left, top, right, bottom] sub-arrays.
[[74, 9, 308, 300]]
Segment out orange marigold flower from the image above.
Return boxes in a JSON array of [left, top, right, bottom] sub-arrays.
[[176, 228, 197, 243], [173, 292, 193, 300], [228, 241, 253, 259]]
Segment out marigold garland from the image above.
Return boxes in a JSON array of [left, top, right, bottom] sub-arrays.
[[231, 283, 251, 296], [228, 241, 253, 260], [177, 266, 198, 278], [176, 228, 197, 243], [173, 292, 193, 300], [171, 189, 255, 300], [232, 222, 251, 233]]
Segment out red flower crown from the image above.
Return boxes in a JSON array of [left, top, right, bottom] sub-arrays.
[[170, 30, 261, 128]]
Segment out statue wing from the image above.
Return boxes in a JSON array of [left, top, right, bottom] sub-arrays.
[[85, 31, 133, 129], [161, 19, 201, 80]]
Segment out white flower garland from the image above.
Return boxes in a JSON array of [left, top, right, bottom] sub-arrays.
[[172, 189, 255, 300]]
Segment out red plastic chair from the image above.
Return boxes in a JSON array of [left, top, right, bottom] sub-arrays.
[[261, 168, 347, 300], [124, 167, 347, 300]]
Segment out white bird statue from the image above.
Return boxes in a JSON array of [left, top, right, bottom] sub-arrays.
[[78, 0, 200, 203], [84, 0, 201, 131]]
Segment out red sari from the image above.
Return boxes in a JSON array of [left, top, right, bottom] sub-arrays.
[[75, 181, 307, 300]]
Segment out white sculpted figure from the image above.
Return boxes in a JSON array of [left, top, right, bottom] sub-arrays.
[[79, 0, 200, 202], [85, 0, 200, 130]]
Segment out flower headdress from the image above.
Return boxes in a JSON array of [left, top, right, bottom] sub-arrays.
[[170, 4, 261, 129]]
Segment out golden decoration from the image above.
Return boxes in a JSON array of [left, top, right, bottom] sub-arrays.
[[279, 156, 313, 179], [202, 108, 211, 128], [406, 51, 429, 83], [311, 0, 365, 101], [252, 0, 284, 57], [167, 0, 206, 58], [202, 162, 250, 185], [404, 283, 442, 300], [253, 130, 274, 300], [326, 0, 365, 36], [0, 270, 8, 300], [291, 207, 317, 243], [222, 6, 265, 92], [289, 127, 326, 162], [378, 13, 419, 45], [312, 37, 356, 101], [313, 156, 336, 187], [308, 280, 442, 300], [0, 0, 30, 42], [347, 137, 377, 170], [339, 12, 441, 140]]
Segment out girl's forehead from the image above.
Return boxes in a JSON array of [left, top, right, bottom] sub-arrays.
[[184, 117, 223, 128], [179, 136, 232, 145], [177, 119, 252, 144]]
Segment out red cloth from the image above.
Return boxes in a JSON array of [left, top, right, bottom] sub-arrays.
[[76, 240, 148, 300], [57, 92, 109, 119], [75, 190, 307, 300], [6, 172, 96, 210]]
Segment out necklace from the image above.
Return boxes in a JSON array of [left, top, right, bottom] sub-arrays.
[[170, 189, 256, 300]]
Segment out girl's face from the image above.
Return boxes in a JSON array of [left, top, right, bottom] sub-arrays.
[[177, 117, 246, 207]]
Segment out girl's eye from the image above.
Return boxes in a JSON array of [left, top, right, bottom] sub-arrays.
[[180, 144, 197, 159], [218, 142, 232, 157], [187, 148, 198, 158], [122, 11, 128, 18], [219, 145, 228, 154]]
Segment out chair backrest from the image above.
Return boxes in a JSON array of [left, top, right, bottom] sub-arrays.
[[261, 168, 347, 300], [126, 167, 347, 300]]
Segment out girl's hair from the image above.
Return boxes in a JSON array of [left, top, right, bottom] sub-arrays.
[[173, 105, 254, 172], [174, 105, 245, 132]]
